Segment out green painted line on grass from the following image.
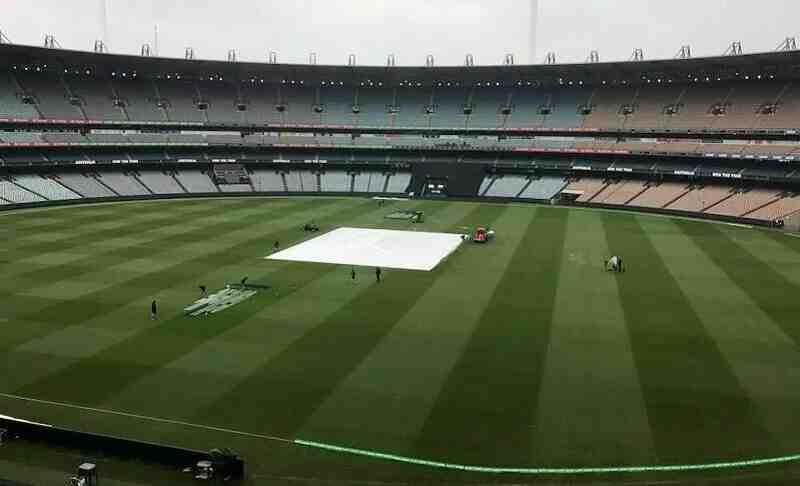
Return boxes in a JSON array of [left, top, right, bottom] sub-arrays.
[[293, 439, 800, 475], [2, 390, 799, 476]]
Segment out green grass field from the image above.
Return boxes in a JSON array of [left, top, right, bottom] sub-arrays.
[[2, 197, 800, 485]]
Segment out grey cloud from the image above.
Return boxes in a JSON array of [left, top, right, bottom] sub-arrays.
[[1, 0, 798, 66]]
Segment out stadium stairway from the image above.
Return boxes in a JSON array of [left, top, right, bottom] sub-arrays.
[[741, 194, 786, 218], [132, 173, 156, 195], [92, 175, 120, 196], [171, 172, 190, 193], [480, 177, 496, 196], [9, 178, 48, 200], [702, 189, 738, 213], [661, 185, 695, 209], [516, 178, 533, 198], [624, 183, 652, 206], [585, 180, 612, 203]]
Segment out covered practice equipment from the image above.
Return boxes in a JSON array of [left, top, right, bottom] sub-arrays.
[[385, 210, 424, 223]]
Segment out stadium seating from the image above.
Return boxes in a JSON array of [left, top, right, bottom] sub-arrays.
[[0, 72, 39, 119], [0, 131, 43, 144], [563, 178, 609, 202], [320, 171, 352, 192], [353, 172, 386, 193], [251, 170, 286, 192], [12, 175, 81, 200], [628, 182, 691, 209], [517, 176, 569, 200], [319, 86, 356, 126], [175, 170, 219, 193], [593, 180, 649, 205], [430, 88, 469, 128], [483, 175, 528, 198], [137, 171, 185, 194], [17, 74, 83, 119], [42, 132, 90, 144], [300, 171, 319, 192], [4, 71, 800, 131], [111, 79, 165, 122], [96, 172, 150, 196], [196, 81, 240, 124], [504, 89, 546, 128], [354, 88, 392, 127], [69, 78, 125, 121], [666, 185, 733, 212], [155, 79, 205, 123], [705, 188, 782, 217], [283, 172, 302, 192], [745, 193, 800, 221], [1, 52, 798, 228], [0, 179, 46, 203], [56, 173, 117, 198], [623, 85, 684, 130], [582, 87, 635, 130], [386, 173, 411, 193], [219, 184, 253, 192], [754, 83, 800, 130]]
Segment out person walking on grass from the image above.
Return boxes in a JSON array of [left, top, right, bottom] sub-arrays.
[[375, 267, 382, 283], [150, 299, 158, 320], [351, 267, 357, 284]]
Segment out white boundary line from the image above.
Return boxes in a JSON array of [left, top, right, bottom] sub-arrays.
[[0, 392, 293, 443]]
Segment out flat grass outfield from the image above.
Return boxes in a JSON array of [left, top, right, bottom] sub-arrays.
[[2, 196, 800, 485]]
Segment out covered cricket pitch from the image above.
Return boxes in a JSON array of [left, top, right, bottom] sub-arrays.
[[266, 227, 465, 271]]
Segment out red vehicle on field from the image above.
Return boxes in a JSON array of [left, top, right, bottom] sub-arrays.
[[473, 227, 495, 243]]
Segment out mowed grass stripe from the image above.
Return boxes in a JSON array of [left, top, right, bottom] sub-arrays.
[[1, 198, 308, 294], [6, 201, 168, 233], [603, 214, 773, 463], [192, 203, 507, 438], [6, 199, 216, 248], [3, 202, 246, 276], [720, 227, 800, 288], [2, 201, 269, 288], [764, 227, 800, 256], [3, 198, 264, 260], [293, 204, 533, 454], [15, 198, 340, 327], [532, 209, 655, 467], [12, 199, 381, 405], [643, 218, 800, 453], [675, 220, 800, 346], [413, 207, 567, 467]]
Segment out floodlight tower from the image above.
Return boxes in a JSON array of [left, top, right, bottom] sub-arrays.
[[99, 0, 108, 49], [529, 0, 539, 64]]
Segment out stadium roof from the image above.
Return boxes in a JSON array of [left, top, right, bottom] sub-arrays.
[[1, 43, 799, 87]]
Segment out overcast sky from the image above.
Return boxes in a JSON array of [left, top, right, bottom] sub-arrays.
[[2, 0, 799, 66]]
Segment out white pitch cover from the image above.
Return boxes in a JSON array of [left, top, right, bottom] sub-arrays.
[[266, 227, 465, 271]]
